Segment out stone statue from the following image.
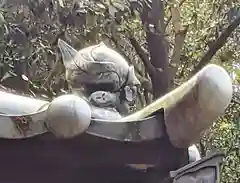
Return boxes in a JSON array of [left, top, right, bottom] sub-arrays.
[[58, 39, 140, 116]]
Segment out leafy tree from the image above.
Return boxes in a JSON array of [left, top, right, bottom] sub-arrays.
[[0, 0, 239, 182]]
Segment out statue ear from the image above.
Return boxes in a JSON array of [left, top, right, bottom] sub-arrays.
[[96, 41, 109, 49], [124, 85, 138, 102], [99, 41, 106, 46], [58, 39, 78, 69], [127, 65, 141, 86]]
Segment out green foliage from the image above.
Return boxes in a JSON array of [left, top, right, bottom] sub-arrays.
[[201, 93, 240, 183], [178, 1, 240, 182], [174, 0, 240, 78], [0, 0, 146, 98]]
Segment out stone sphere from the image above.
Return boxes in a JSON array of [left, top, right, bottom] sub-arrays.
[[46, 94, 91, 138]]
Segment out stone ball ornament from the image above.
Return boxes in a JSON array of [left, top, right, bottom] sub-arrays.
[[46, 94, 91, 138], [0, 90, 92, 139]]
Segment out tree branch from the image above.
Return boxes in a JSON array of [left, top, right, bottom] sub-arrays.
[[199, 139, 206, 157], [105, 29, 154, 93], [109, 31, 143, 75], [136, 73, 153, 93], [128, 36, 156, 76], [141, 0, 169, 98], [169, 6, 188, 86], [164, 0, 187, 31], [192, 16, 240, 74]]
